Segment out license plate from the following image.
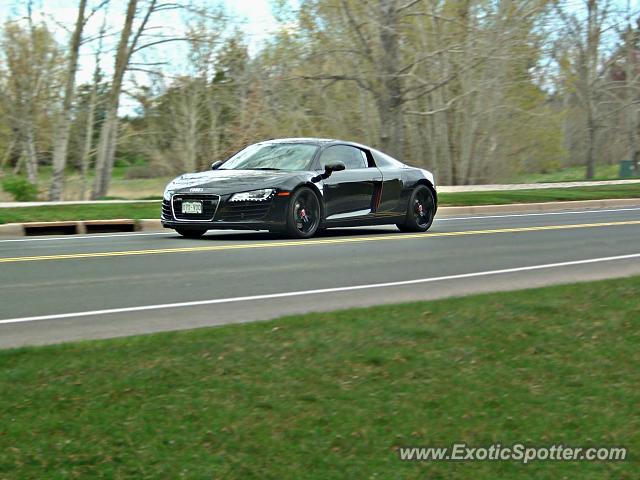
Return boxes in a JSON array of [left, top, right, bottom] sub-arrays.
[[182, 201, 203, 214]]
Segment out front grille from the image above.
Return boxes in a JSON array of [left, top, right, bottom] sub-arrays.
[[172, 194, 219, 221], [217, 201, 272, 222], [161, 199, 172, 220]]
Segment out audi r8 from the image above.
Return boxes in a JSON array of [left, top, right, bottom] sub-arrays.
[[161, 138, 437, 238]]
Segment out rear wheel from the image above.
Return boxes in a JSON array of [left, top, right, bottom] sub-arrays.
[[175, 227, 207, 238], [285, 187, 321, 238], [397, 185, 435, 233]]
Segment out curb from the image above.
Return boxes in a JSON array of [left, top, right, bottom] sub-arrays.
[[0, 219, 163, 237], [0, 198, 638, 237]]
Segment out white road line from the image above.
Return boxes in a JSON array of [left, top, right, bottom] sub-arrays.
[[2, 252, 639, 326], [437, 207, 640, 221]]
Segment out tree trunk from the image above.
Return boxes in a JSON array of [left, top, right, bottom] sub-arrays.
[[377, 0, 404, 158], [49, 0, 86, 201], [22, 126, 39, 185], [586, 111, 596, 179], [91, 0, 139, 199], [584, 0, 598, 180], [176, 85, 199, 172], [629, 105, 639, 173], [79, 77, 98, 200], [92, 110, 119, 198], [79, 18, 105, 199], [624, 27, 639, 172], [1, 138, 15, 171]]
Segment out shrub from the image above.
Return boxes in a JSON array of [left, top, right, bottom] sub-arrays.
[[1, 176, 39, 201]]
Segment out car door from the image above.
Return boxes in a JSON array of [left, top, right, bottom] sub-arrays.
[[319, 145, 383, 220], [370, 149, 405, 215]]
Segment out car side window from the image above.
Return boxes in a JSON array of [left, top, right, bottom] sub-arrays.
[[319, 145, 368, 170], [371, 149, 404, 168]]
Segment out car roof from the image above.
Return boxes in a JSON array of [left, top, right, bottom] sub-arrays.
[[259, 137, 368, 149]]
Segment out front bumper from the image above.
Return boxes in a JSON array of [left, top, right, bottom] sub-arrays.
[[161, 192, 290, 231]]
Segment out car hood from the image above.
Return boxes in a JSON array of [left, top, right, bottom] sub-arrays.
[[166, 169, 311, 195]]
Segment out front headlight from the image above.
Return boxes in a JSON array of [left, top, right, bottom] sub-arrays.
[[229, 188, 275, 202], [163, 188, 174, 201]]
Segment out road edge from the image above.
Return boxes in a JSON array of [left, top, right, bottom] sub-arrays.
[[1, 198, 639, 237]]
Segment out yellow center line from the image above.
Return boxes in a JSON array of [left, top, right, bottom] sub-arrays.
[[1, 219, 640, 264]]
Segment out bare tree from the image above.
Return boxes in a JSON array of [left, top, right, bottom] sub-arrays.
[[297, 0, 549, 183], [556, 0, 615, 179], [161, 77, 204, 172], [4, 0, 636, 192], [91, 0, 139, 198], [79, 18, 107, 199], [298, 0, 415, 158], [612, 7, 640, 172], [0, 12, 63, 185], [623, 23, 640, 171], [48, 0, 87, 200], [91, 0, 185, 198], [407, 1, 552, 184]]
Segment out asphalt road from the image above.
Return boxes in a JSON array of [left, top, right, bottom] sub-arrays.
[[2, 205, 640, 348]]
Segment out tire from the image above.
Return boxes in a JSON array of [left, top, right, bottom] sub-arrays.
[[285, 186, 321, 238], [175, 227, 207, 238], [397, 185, 435, 233]]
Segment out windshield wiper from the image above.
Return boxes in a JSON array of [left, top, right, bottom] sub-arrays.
[[249, 167, 282, 170]]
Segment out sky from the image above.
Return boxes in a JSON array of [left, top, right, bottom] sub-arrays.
[[1, 0, 288, 112], [3, 0, 638, 114], [2, 0, 282, 48]]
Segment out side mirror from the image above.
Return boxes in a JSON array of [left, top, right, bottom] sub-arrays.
[[311, 162, 346, 183], [323, 162, 345, 177], [211, 161, 223, 170]]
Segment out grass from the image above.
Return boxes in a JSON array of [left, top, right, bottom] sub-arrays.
[[1, 277, 639, 479], [438, 183, 640, 206], [0, 166, 172, 202], [1, 163, 636, 203], [505, 165, 625, 183], [1, 163, 637, 202], [0, 203, 161, 224], [1, 184, 640, 224]]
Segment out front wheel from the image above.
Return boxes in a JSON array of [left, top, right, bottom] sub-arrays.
[[397, 185, 435, 233], [175, 227, 207, 238], [285, 187, 321, 238]]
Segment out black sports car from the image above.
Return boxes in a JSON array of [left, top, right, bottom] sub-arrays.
[[161, 138, 437, 238]]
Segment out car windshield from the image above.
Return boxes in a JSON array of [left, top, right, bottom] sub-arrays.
[[220, 143, 318, 171]]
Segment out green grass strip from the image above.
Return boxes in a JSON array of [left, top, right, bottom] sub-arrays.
[[0, 203, 161, 224], [1, 277, 638, 478], [1, 184, 640, 224], [438, 183, 640, 206]]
